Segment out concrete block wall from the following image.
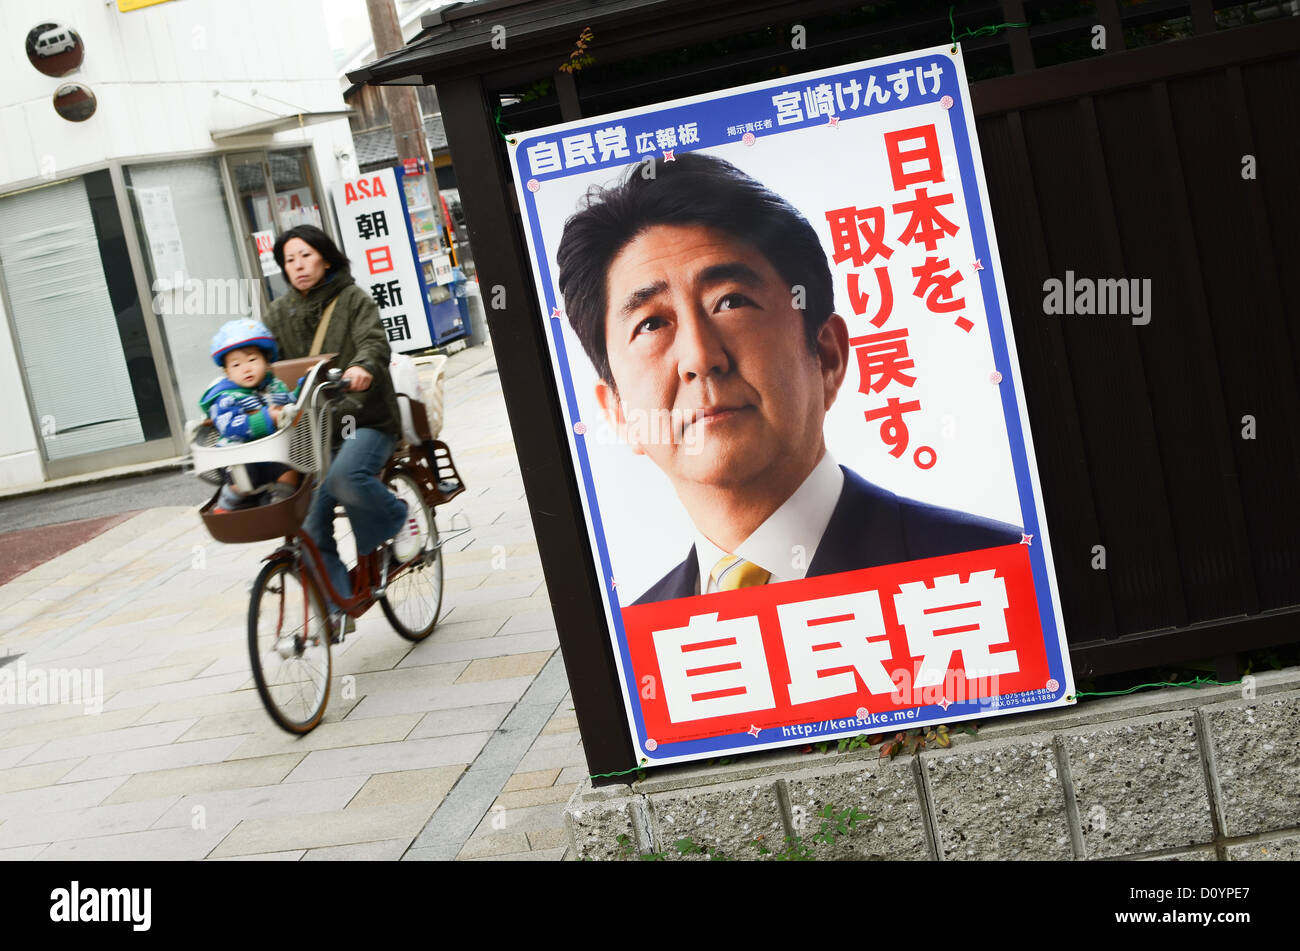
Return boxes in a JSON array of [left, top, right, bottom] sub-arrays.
[[566, 668, 1300, 860]]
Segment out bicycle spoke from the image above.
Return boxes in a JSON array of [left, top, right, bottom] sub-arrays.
[[249, 556, 331, 734], [379, 471, 444, 641]]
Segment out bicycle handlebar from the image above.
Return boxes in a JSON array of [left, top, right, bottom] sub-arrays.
[[319, 368, 350, 402]]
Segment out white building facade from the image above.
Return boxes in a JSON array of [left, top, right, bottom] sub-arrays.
[[0, 0, 362, 489]]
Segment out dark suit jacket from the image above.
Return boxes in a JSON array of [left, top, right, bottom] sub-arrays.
[[632, 466, 1023, 605]]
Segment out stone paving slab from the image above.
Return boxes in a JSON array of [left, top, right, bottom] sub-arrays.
[[416, 617, 506, 642], [498, 612, 558, 636], [132, 688, 285, 725], [395, 630, 559, 667], [0, 758, 84, 795], [226, 713, 422, 761], [467, 846, 569, 862], [456, 650, 553, 684], [348, 661, 469, 694], [282, 733, 492, 783], [494, 783, 580, 810], [0, 741, 44, 769], [408, 703, 514, 739], [210, 849, 306, 861], [40, 826, 239, 862], [504, 769, 562, 792], [0, 844, 49, 860], [18, 718, 199, 766], [100, 672, 254, 714], [455, 831, 531, 859], [439, 596, 553, 626], [101, 753, 306, 805], [60, 736, 250, 784], [350, 765, 464, 810], [0, 776, 127, 820], [210, 801, 438, 857], [152, 776, 368, 829], [344, 676, 535, 719], [0, 795, 179, 849], [177, 708, 295, 744], [302, 838, 409, 861]]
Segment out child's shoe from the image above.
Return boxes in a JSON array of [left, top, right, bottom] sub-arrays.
[[215, 482, 249, 512], [262, 483, 296, 506]]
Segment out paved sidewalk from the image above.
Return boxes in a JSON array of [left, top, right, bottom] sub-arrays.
[[0, 342, 584, 861]]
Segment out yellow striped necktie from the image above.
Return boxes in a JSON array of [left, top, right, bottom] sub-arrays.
[[711, 554, 771, 592]]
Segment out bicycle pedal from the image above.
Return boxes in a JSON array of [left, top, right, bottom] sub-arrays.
[[330, 613, 355, 643], [373, 551, 396, 598]]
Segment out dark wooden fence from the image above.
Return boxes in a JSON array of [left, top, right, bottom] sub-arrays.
[[969, 5, 1300, 678]]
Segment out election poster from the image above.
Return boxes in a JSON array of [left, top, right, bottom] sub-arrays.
[[509, 44, 1075, 766], [331, 168, 434, 352]]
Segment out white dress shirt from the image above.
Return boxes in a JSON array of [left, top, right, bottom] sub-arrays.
[[693, 451, 845, 596]]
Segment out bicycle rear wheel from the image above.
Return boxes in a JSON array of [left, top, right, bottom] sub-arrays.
[[248, 554, 332, 734], [380, 470, 443, 641]]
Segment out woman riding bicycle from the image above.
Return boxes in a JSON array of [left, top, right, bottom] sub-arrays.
[[265, 225, 420, 620]]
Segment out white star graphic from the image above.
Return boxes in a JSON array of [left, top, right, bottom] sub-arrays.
[[550, 307, 562, 319], [1021, 533, 1034, 545], [936, 697, 952, 711], [662, 149, 675, 162], [973, 258, 984, 271], [747, 725, 761, 738], [827, 115, 840, 128]]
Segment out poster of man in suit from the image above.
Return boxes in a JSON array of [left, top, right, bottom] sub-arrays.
[[511, 44, 1074, 766]]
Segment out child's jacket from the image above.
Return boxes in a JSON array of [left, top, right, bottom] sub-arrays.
[[198, 374, 296, 443]]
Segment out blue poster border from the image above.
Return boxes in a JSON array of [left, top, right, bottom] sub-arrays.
[[510, 45, 1073, 764]]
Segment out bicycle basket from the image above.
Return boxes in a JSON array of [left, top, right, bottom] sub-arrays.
[[188, 355, 338, 479], [198, 474, 315, 544]]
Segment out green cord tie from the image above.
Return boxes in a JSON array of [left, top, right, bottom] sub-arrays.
[[589, 758, 648, 780], [1076, 676, 1242, 698], [494, 104, 513, 144], [949, 5, 1028, 53]]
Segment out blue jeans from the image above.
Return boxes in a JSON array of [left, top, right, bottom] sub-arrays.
[[303, 427, 405, 609]]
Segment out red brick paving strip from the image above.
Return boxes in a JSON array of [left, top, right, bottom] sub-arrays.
[[0, 512, 138, 587]]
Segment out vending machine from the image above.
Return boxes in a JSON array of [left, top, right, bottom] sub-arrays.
[[398, 164, 467, 348]]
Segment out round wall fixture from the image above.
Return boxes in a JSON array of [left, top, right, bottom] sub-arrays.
[[53, 82, 96, 122], [26, 22, 85, 77]]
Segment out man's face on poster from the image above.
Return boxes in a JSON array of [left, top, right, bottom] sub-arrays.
[[595, 222, 848, 495]]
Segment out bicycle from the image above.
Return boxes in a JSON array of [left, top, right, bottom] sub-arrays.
[[189, 354, 467, 734]]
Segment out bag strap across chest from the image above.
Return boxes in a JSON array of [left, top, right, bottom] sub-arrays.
[[309, 298, 339, 357]]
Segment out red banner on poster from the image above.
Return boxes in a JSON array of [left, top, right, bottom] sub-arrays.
[[623, 544, 1046, 747]]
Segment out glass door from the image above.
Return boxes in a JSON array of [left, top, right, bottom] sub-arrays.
[[268, 150, 324, 231], [225, 151, 289, 302]]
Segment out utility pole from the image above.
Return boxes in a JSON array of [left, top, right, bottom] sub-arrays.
[[364, 0, 447, 252]]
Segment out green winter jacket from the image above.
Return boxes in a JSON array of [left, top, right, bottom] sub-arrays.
[[264, 267, 401, 443]]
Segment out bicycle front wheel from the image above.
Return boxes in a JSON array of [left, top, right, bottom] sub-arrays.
[[380, 470, 444, 641], [248, 554, 332, 734]]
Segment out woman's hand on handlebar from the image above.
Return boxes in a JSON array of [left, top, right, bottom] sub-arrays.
[[342, 366, 372, 393]]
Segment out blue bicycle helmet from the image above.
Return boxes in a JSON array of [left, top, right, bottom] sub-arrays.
[[211, 319, 279, 366]]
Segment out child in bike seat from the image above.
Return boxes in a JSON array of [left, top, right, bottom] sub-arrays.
[[200, 318, 302, 513]]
